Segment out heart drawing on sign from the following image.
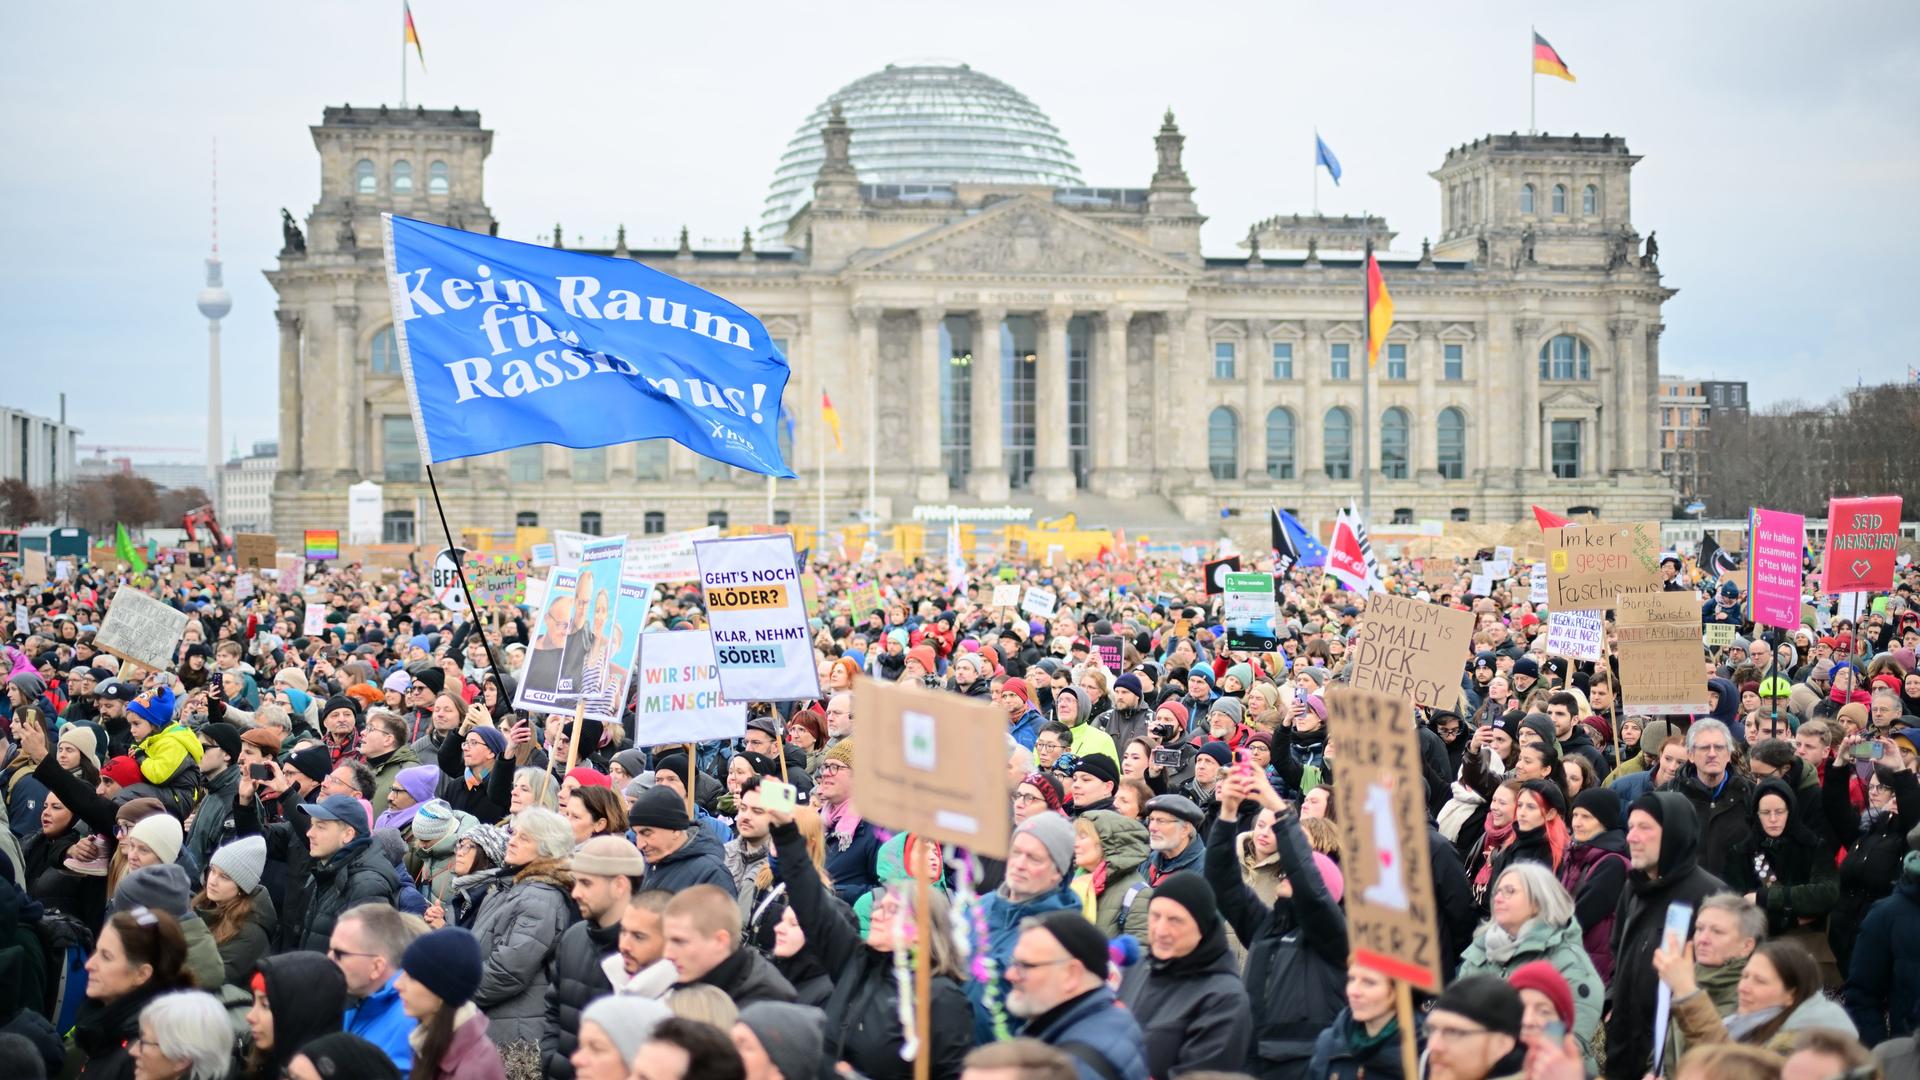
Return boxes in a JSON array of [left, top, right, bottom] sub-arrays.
[[1851, 558, 1872, 580]]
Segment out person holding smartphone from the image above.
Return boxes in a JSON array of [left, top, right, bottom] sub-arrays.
[[1824, 728, 1918, 977]]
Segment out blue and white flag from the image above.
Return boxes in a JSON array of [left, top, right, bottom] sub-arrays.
[[1273, 507, 1329, 568], [1314, 132, 1342, 186], [382, 214, 795, 477]]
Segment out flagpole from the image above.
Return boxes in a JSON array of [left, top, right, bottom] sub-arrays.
[[1312, 132, 1319, 216], [1362, 239, 1373, 526], [400, 2, 408, 108], [816, 383, 827, 543], [1529, 25, 1536, 135]]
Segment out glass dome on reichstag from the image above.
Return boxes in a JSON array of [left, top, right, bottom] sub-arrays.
[[758, 62, 1083, 244]]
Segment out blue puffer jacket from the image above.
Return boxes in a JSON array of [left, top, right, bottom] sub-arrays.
[[1845, 868, 1920, 1047], [969, 880, 1079, 1043], [1023, 986, 1149, 1080]]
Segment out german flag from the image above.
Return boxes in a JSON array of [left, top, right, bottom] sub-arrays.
[[404, 2, 426, 69], [820, 390, 844, 452], [1365, 250, 1393, 367], [1533, 31, 1574, 82]]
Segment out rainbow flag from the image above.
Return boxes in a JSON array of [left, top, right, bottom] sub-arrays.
[[1533, 32, 1575, 82], [304, 529, 340, 561], [404, 2, 426, 68], [1365, 251, 1394, 367], [820, 390, 844, 453]]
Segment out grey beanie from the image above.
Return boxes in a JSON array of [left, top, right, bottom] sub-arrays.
[[1011, 810, 1074, 877], [1206, 697, 1246, 726], [582, 995, 671, 1066], [739, 1002, 827, 1080], [110, 863, 194, 918], [209, 835, 268, 894], [1299, 666, 1330, 687], [1057, 685, 1091, 723]]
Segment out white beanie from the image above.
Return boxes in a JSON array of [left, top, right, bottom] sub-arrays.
[[126, 813, 184, 867]]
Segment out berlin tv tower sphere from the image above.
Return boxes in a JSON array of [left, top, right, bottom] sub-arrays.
[[198, 257, 232, 320]]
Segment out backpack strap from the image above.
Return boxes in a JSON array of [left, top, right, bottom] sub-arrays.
[[1115, 883, 1147, 932], [1057, 1042, 1123, 1080]]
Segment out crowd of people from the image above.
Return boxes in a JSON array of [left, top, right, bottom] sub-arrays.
[[0, 530, 1917, 1080]]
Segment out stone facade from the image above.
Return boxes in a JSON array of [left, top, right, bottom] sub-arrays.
[[270, 101, 1676, 540]]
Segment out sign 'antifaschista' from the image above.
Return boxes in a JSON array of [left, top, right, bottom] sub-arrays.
[[381, 213, 795, 477]]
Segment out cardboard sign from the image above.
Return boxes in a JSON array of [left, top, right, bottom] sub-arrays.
[[234, 533, 276, 570], [303, 529, 339, 561], [1326, 685, 1443, 991], [1203, 556, 1241, 596], [1545, 610, 1605, 662], [1616, 590, 1708, 716], [1223, 572, 1279, 652], [1350, 595, 1474, 708], [463, 551, 530, 606], [855, 677, 1011, 859], [694, 534, 822, 702], [624, 525, 721, 584], [303, 602, 328, 636], [22, 550, 47, 585], [630, 630, 747, 746], [95, 587, 189, 673], [234, 573, 255, 600], [1092, 634, 1125, 675], [1821, 496, 1901, 594], [276, 554, 303, 594], [1021, 586, 1057, 619], [1748, 508, 1804, 629], [1703, 622, 1738, 647], [1545, 521, 1661, 610], [991, 583, 1021, 609], [517, 536, 630, 714]]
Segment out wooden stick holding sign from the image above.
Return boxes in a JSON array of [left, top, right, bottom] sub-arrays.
[[684, 743, 697, 822], [913, 834, 936, 1080], [1396, 981, 1419, 1080]]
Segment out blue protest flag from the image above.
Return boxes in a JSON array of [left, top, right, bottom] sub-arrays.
[[382, 214, 795, 477], [1315, 133, 1342, 186], [1278, 508, 1329, 567]]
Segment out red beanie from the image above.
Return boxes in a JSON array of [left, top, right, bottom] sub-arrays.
[[567, 767, 611, 789], [907, 645, 937, 673], [1508, 960, 1573, 1029], [101, 756, 143, 789], [1155, 700, 1190, 729], [1002, 678, 1032, 705]]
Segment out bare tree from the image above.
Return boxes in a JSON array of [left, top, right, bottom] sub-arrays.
[[0, 479, 40, 527], [1707, 386, 1920, 514]]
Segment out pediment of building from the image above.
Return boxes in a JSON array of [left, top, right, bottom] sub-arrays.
[[849, 196, 1196, 279], [1540, 385, 1604, 410]]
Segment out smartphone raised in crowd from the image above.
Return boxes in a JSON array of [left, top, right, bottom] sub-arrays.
[[760, 779, 798, 815], [1151, 748, 1183, 769], [1851, 741, 1885, 761]]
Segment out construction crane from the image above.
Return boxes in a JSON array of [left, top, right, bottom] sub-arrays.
[[79, 444, 198, 455]]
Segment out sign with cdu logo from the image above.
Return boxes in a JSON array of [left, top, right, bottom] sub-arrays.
[[382, 214, 795, 477]]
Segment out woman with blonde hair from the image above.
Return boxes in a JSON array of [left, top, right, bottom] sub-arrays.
[[666, 983, 739, 1028], [508, 766, 558, 816], [1070, 810, 1152, 939]]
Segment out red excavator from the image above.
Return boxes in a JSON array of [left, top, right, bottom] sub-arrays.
[[181, 504, 229, 552]]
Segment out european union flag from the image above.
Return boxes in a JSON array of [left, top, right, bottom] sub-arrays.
[[1275, 508, 1329, 567], [1315, 133, 1342, 186], [382, 214, 795, 477]]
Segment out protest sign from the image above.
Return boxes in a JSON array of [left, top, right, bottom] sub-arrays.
[[382, 214, 794, 477], [1327, 685, 1443, 991], [23, 550, 47, 585], [524, 574, 548, 610], [1203, 555, 1241, 596], [276, 554, 303, 594], [529, 543, 556, 568], [1748, 508, 1804, 629], [991, 583, 1021, 609], [630, 631, 747, 746], [430, 548, 470, 609], [582, 580, 651, 724], [1528, 563, 1548, 606], [1820, 496, 1901, 594], [552, 530, 591, 571], [1545, 521, 1661, 610], [1481, 559, 1512, 580], [1545, 610, 1605, 662], [1092, 634, 1125, 676], [623, 526, 719, 584], [303, 603, 328, 636], [695, 534, 820, 701], [1616, 590, 1708, 716], [1495, 545, 1515, 565], [516, 536, 630, 714], [1021, 586, 1057, 618], [303, 530, 339, 561], [1469, 573, 1495, 597], [1223, 572, 1279, 652], [855, 677, 1011, 859], [234, 533, 275, 570], [1350, 595, 1473, 708], [463, 551, 530, 606], [1703, 623, 1738, 647], [54, 560, 71, 582], [234, 573, 254, 600], [849, 580, 883, 617], [95, 587, 188, 673]]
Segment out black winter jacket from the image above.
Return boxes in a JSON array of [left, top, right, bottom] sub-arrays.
[[1824, 763, 1919, 976], [540, 916, 619, 1079], [676, 943, 797, 1006], [1660, 765, 1755, 880], [642, 827, 736, 896], [1117, 919, 1253, 1079], [291, 835, 402, 953]]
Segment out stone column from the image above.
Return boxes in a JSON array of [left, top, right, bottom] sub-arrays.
[[1093, 307, 1132, 491], [1514, 318, 1542, 473], [1415, 322, 1440, 475], [914, 308, 947, 500], [969, 307, 1008, 500], [851, 305, 882, 516], [1149, 314, 1172, 473], [1170, 308, 1207, 479], [1302, 320, 1326, 477], [1032, 306, 1074, 501], [275, 310, 303, 477], [1644, 324, 1664, 474], [1608, 317, 1637, 476], [333, 303, 360, 479], [1245, 319, 1270, 479]]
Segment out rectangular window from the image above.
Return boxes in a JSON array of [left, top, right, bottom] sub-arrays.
[[514, 511, 539, 527], [1391, 508, 1414, 525], [706, 510, 729, 529], [1271, 342, 1293, 379], [572, 447, 606, 483], [381, 417, 420, 481], [1450, 507, 1471, 522], [643, 511, 666, 535], [1443, 344, 1463, 381], [578, 511, 602, 536], [1385, 344, 1407, 380], [1330, 343, 1351, 380], [1551, 420, 1581, 479], [1214, 341, 1236, 379], [381, 510, 415, 544], [508, 445, 542, 483], [634, 441, 669, 481]]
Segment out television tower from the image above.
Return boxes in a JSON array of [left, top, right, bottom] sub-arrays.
[[196, 140, 232, 512]]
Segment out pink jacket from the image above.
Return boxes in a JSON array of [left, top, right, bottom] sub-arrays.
[[418, 1006, 507, 1080]]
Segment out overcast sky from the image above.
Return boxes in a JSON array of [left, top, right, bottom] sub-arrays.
[[3, 1, 1915, 466]]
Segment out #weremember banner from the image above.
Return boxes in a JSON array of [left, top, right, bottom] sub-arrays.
[[382, 214, 794, 477], [695, 534, 821, 702]]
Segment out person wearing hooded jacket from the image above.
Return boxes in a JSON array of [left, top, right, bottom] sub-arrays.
[[1559, 787, 1630, 980], [627, 786, 735, 896], [1823, 741, 1919, 978], [1603, 791, 1727, 1080], [1095, 673, 1155, 753], [246, 950, 348, 1080], [1720, 777, 1839, 941], [467, 807, 576, 1047], [1070, 810, 1152, 939], [1845, 844, 1920, 1049], [1205, 771, 1343, 1080], [1120, 868, 1253, 1078]]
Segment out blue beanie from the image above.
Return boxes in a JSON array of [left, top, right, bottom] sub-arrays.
[[471, 726, 507, 758], [402, 928, 483, 1006]]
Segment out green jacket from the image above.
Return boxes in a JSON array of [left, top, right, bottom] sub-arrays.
[[1075, 810, 1152, 940], [1458, 917, 1604, 1068]]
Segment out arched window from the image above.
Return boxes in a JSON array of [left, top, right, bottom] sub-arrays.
[[1265, 407, 1295, 480], [355, 159, 376, 194], [1207, 407, 1239, 480], [1582, 184, 1597, 215], [1539, 335, 1592, 380], [1551, 184, 1567, 214], [392, 160, 413, 193], [1381, 408, 1410, 479], [428, 161, 450, 195], [1437, 408, 1466, 479], [1520, 184, 1535, 215], [369, 327, 400, 373], [1324, 407, 1352, 480]]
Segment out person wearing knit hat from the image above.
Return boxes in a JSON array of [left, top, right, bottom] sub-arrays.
[[464, 822, 510, 869], [400, 927, 485, 1007], [1113, 672, 1145, 698], [287, 743, 334, 789], [1011, 810, 1075, 879], [1508, 959, 1575, 1042], [1015, 772, 1068, 822], [574, 996, 671, 1077], [565, 766, 612, 791], [1068, 754, 1119, 815], [126, 812, 185, 868], [200, 721, 242, 762], [1571, 787, 1623, 835], [734, 1002, 826, 1080], [291, 1032, 403, 1080], [1151, 699, 1189, 732], [469, 725, 508, 759], [1117, 869, 1246, 1080], [397, 927, 503, 1080], [1221, 662, 1257, 694], [111, 862, 194, 918], [98, 754, 144, 795], [904, 644, 938, 679], [210, 834, 269, 895], [627, 785, 693, 833], [57, 725, 101, 770], [1006, 912, 1147, 1080], [1427, 976, 1524, 1080]]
